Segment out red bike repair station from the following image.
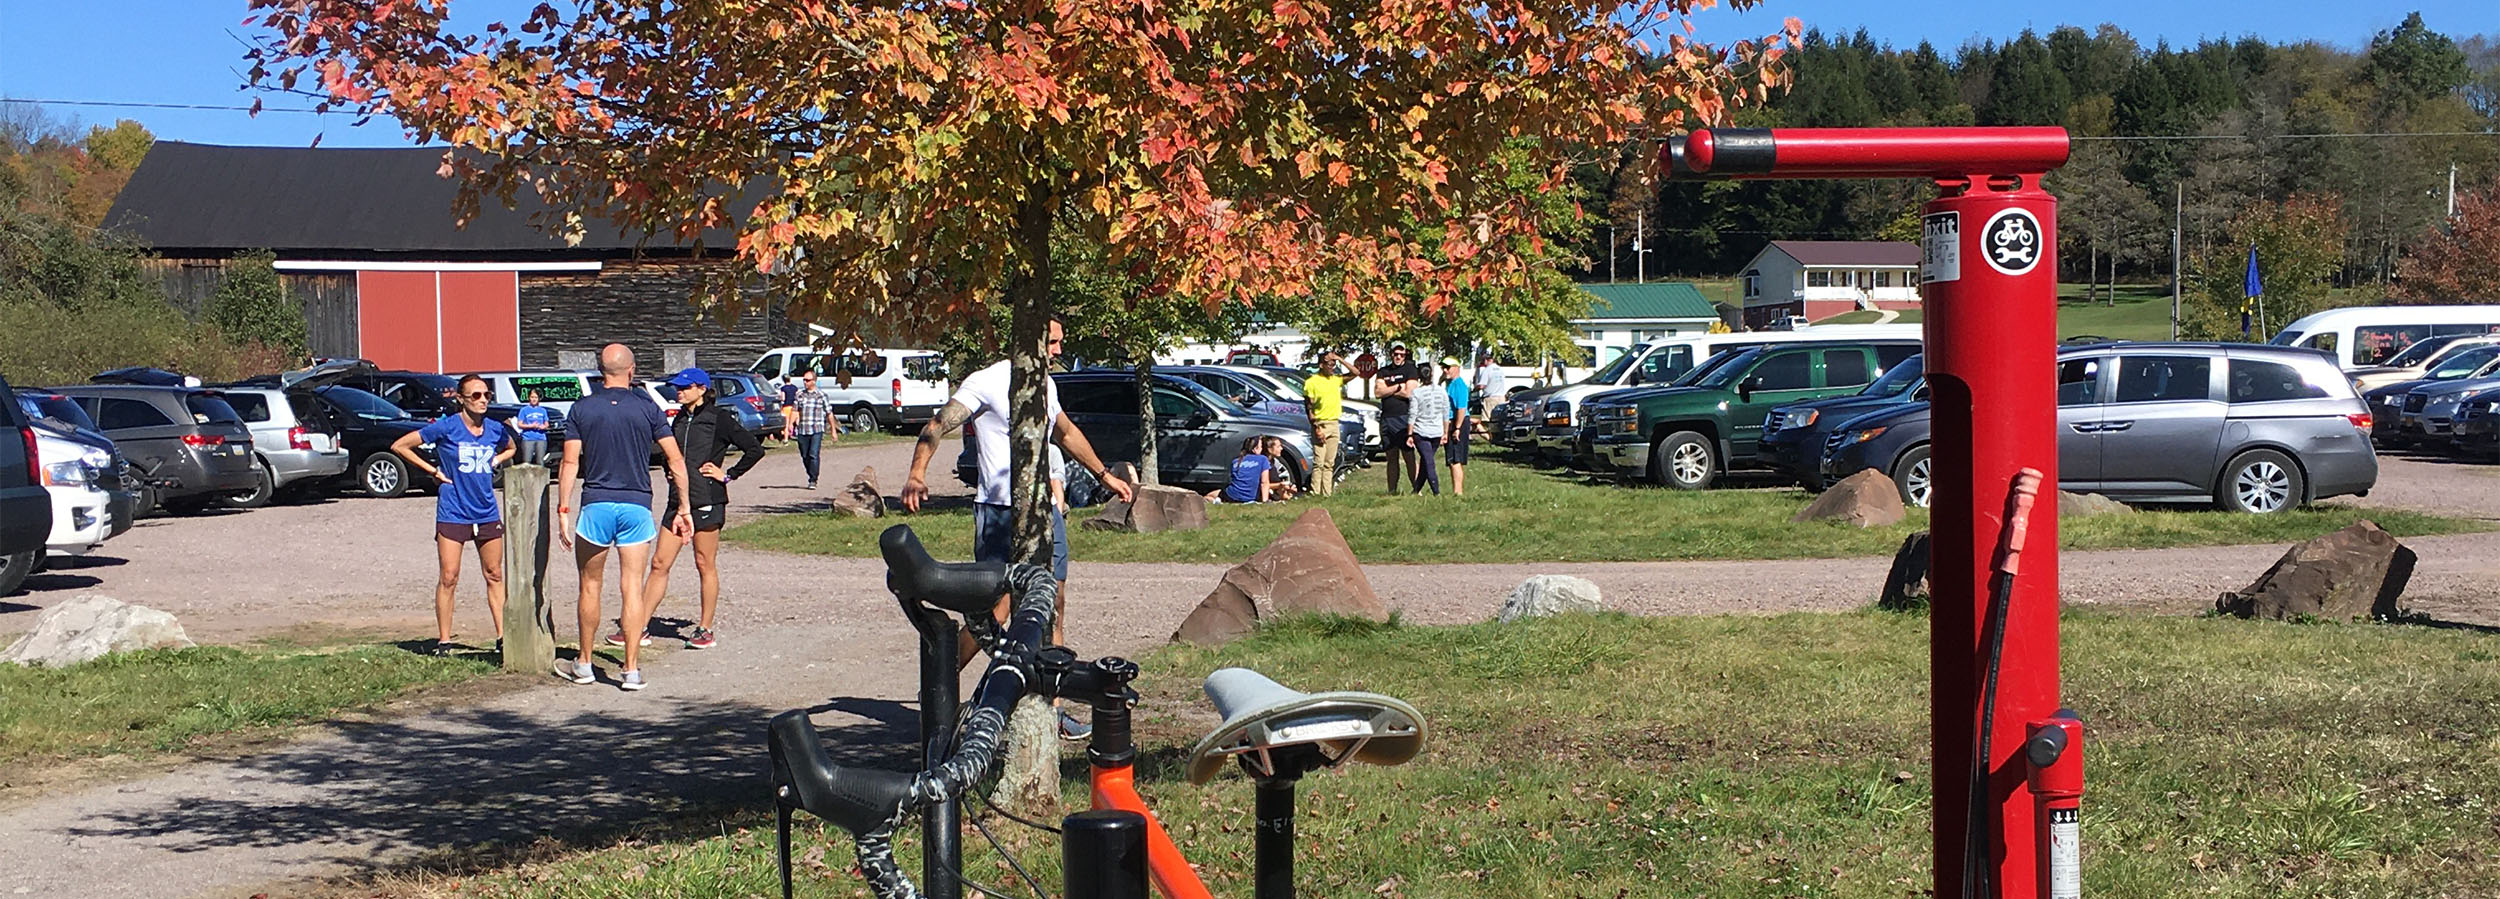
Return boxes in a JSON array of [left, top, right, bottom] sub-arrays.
[[1667, 126, 2083, 899]]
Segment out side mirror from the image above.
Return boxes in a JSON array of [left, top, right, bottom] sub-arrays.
[[1738, 376, 1761, 402], [1912, 385, 1932, 401], [1184, 411, 1213, 429]]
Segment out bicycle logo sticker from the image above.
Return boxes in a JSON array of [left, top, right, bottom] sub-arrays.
[[1983, 208, 2043, 276]]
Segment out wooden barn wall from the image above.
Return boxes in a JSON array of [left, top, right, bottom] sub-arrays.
[[138, 258, 359, 360], [518, 261, 803, 372]]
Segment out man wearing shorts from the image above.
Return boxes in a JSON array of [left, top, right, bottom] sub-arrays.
[[555, 344, 692, 692], [391, 374, 515, 655], [900, 319, 1133, 736], [1441, 356, 1472, 496]]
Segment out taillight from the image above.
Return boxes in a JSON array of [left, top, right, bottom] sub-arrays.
[[24, 426, 42, 485], [180, 433, 224, 447], [288, 426, 314, 451], [2347, 412, 2374, 431], [891, 378, 903, 409]]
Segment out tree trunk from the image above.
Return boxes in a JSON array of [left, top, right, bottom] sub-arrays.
[[997, 181, 1060, 818], [1134, 359, 1160, 486]]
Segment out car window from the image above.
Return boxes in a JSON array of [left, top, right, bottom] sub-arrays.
[[2428, 346, 2500, 379], [1636, 346, 1692, 384], [1057, 381, 1133, 415], [2112, 356, 2212, 404], [1867, 355, 1924, 396], [1750, 351, 1813, 390], [1823, 350, 1871, 388], [2057, 358, 2102, 406], [318, 386, 411, 420], [187, 394, 243, 425], [2352, 325, 2432, 367], [98, 397, 173, 430], [784, 353, 823, 377], [2431, 323, 2500, 337], [904, 355, 947, 382], [2228, 359, 2331, 403], [24, 394, 96, 429], [225, 393, 273, 423], [750, 356, 782, 378], [1152, 388, 1203, 417], [2381, 334, 2463, 367], [837, 353, 888, 378], [1692, 348, 1764, 389], [287, 394, 325, 422], [709, 376, 749, 398]]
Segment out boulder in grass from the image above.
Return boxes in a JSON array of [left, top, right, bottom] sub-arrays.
[[1792, 469, 1907, 528], [1202, 507, 1387, 624], [829, 466, 885, 518], [1878, 531, 1933, 612], [1083, 484, 1209, 533], [2058, 490, 2134, 517], [2216, 520, 2416, 621], [2, 595, 196, 667], [1170, 587, 1260, 646], [1497, 575, 1606, 622]]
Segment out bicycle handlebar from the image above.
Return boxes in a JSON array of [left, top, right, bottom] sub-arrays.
[[772, 526, 1060, 899]]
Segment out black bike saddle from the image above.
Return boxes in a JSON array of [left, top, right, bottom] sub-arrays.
[[879, 525, 1010, 615]]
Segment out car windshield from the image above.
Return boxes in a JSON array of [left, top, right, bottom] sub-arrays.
[[21, 393, 96, 429], [1863, 355, 1926, 396], [1584, 345, 1650, 384], [2265, 329, 2306, 346], [318, 385, 411, 420], [2381, 335, 2464, 368], [1691, 349, 1765, 389], [2428, 346, 2500, 379], [1235, 369, 1305, 400]]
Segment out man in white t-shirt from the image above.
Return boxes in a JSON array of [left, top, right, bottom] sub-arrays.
[[901, 319, 1133, 733], [1471, 349, 1508, 421]]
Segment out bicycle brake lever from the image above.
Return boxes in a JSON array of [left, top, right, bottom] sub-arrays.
[[769, 710, 916, 835]]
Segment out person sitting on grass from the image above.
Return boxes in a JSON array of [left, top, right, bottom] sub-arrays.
[[1209, 436, 1274, 504], [1262, 436, 1299, 501]]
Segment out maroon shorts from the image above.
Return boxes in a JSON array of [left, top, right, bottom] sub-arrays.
[[436, 520, 507, 544]]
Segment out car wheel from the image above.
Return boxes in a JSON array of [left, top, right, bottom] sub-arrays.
[[2216, 449, 2304, 514], [1650, 431, 1717, 490], [848, 405, 881, 435], [359, 453, 410, 497], [224, 459, 276, 509], [1892, 444, 1934, 508], [0, 550, 34, 596]]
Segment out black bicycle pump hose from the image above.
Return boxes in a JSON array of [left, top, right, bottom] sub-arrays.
[[1963, 469, 2043, 899]]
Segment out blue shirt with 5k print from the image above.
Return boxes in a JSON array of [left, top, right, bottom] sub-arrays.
[[419, 416, 510, 524]]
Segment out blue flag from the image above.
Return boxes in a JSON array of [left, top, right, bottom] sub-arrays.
[[2240, 246, 2261, 336]]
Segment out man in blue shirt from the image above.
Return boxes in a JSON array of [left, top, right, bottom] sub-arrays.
[[513, 390, 552, 464], [555, 344, 693, 692], [390, 374, 515, 656]]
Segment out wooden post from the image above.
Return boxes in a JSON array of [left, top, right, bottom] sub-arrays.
[[500, 463, 557, 674]]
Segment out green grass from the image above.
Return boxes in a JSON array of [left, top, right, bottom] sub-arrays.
[[1815, 308, 1923, 325], [2056, 283, 2179, 342], [724, 450, 2484, 564], [0, 643, 497, 768], [347, 610, 2500, 898]]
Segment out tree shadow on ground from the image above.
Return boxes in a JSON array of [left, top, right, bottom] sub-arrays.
[[59, 693, 924, 875]]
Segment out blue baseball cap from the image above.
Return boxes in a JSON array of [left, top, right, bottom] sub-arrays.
[[666, 368, 712, 390]]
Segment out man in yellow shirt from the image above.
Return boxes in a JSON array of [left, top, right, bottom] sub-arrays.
[[1301, 350, 1349, 497]]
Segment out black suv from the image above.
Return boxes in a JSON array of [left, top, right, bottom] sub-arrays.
[[1, 373, 54, 595]]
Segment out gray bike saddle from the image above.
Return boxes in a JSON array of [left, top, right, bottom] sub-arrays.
[[1184, 667, 1427, 785]]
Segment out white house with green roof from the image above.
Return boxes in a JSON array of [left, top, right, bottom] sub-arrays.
[[1572, 282, 1723, 347]]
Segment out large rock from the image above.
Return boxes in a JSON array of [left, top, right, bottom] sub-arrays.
[[1082, 484, 1208, 533], [829, 466, 884, 518], [2, 595, 196, 667], [1496, 575, 1606, 622], [2059, 490, 2134, 517], [2217, 520, 2416, 621], [1793, 469, 1907, 528], [1172, 509, 1385, 646], [1878, 531, 1933, 612]]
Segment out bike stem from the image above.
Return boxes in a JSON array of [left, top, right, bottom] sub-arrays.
[[902, 598, 963, 899]]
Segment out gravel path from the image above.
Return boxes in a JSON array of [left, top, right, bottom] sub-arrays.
[[1, 443, 2493, 898]]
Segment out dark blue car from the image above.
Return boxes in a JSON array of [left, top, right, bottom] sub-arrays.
[[1755, 354, 1926, 489]]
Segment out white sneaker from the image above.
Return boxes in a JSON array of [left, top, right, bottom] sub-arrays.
[[619, 669, 647, 692], [561, 661, 596, 684]]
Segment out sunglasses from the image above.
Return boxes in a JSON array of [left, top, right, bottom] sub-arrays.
[[460, 391, 489, 399]]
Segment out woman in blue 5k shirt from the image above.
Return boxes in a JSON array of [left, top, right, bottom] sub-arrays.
[[390, 374, 516, 655]]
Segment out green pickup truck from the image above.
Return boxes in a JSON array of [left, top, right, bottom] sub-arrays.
[[1584, 340, 1920, 489]]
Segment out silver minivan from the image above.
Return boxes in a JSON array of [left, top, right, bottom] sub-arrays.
[[214, 388, 351, 508]]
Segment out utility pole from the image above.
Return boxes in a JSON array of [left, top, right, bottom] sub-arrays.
[[1609, 224, 1617, 283], [2171, 181, 2182, 341], [1636, 209, 1645, 284], [2450, 162, 2459, 219]]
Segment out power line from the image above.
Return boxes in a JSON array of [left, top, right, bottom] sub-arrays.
[[0, 97, 329, 115], [2075, 131, 2493, 142]]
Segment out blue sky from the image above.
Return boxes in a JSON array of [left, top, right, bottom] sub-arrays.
[[1, 0, 2490, 149]]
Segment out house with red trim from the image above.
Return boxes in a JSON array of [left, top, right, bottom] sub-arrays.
[[1737, 240, 1923, 329], [102, 142, 804, 374]]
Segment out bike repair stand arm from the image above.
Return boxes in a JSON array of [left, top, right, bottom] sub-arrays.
[[901, 597, 964, 899]]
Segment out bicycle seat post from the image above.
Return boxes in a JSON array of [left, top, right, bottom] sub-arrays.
[[1247, 747, 1331, 899]]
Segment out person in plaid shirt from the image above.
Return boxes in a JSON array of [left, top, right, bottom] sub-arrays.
[[791, 368, 837, 489]]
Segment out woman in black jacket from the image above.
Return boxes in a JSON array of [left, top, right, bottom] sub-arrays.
[[640, 368, 765, 650]]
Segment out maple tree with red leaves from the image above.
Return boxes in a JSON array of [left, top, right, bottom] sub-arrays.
[[2392, 181, 2500, 305], [245, 0, 1799, 561]]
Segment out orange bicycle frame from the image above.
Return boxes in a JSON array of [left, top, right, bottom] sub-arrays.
[[1092, 761, 1214, 899]]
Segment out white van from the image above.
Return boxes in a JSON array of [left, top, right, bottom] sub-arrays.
[[748, 346, 951, 433], [2267, 305, 2500, 370], [1491, 323, 1923, 452]]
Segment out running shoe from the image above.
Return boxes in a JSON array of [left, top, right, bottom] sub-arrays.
[[685, 627, 717, 650], [1058, 710, 1092, 741], [620, 669, 647, 692], [560, 661, 596, 684], [604, 628, 653, 647]]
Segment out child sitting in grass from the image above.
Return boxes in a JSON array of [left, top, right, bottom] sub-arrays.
[[1262, 436, 1300, 501]]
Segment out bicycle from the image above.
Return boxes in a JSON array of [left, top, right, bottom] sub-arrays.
[[769, 524, 1428, 899]]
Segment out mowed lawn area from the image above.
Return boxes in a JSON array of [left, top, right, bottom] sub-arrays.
[[328, 610, 2500, 898], [726, 448, 2483, 565]]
